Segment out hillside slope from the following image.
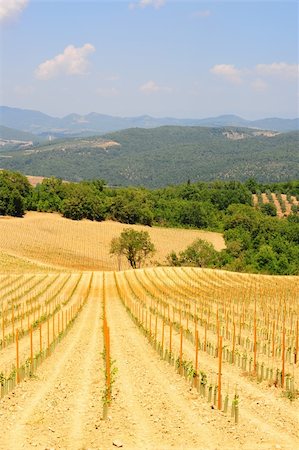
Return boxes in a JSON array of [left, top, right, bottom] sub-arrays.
[[0, 212, 225, 271], [0, 126, 298, 187]]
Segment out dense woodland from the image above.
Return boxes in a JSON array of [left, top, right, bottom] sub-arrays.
[[1, 127, 298, 186], [0, 170, 298, 275]]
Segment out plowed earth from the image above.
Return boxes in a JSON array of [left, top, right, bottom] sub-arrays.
[[0, 271, 298, 450]]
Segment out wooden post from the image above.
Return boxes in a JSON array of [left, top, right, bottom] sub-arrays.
[[195, 330, 199, 388], [53, 313, 55, 340], [204, 322, 207, 352], [272, 320, 275, 359], [2, 307, 5, 349], [47, 318, 50, 355], [30, 326, 33, 368], [253, 303, 257, 373], [155, 315, 158, 343], [218, 336, 223, 410], [180, 326, 183, 375], [27, 303, 30, 331], [161, 320, 165, 355], [232, 322, 236, 364], [16, 329, 20, 383], [21, 304, 23, 332], [39, 323, 42, 353], [105, 325, 111, 405], [12, 303, 15, 342], [282, 322, 286, 388], [169, 322, 172, 356], [295, 319, 298, 365]]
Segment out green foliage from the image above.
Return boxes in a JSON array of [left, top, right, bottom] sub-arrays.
[[0, 170, 31, 217], [167, 239, 219, 268], [260, 203, 277, 216], [110, 229, 155, 269], [1, 127, 298, 186], [108, 188, 154, 226], [1, 170, 298, 275], [61, 183, 106, 221]]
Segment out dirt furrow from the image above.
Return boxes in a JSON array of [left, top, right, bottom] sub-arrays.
[[105, 272, 236, 450], [0, 273, 104, 450]]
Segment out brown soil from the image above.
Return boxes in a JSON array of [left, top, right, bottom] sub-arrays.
[[0, 270, 298, 450]]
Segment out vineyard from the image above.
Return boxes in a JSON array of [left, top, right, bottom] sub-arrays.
[[0, 267, 298, 449], [252, 192, 299, 217]]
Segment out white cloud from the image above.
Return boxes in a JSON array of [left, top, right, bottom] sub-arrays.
[[255, 62, 299, 79], [0, 0, 28, 22], [139, 80, 171, 93], [251, 79, 268, 92], [129, 0, 166, 10], [192, 10, 211, 18], [96, 87, 119, 97], [210, 64, 243, 84], [35, 43, 95, 80]]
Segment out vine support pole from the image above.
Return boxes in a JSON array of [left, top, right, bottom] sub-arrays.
[[218, 336, 223, 410]]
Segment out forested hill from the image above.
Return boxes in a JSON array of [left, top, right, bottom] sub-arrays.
[[0, 125, 298, 187]]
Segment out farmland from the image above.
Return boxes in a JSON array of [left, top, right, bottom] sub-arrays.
[[0, 212, 225, 272], [253, 192, 299, 217], [0, 213, 298, 449]]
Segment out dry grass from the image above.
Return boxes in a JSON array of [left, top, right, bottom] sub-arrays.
[[0, 212, 225, 272]]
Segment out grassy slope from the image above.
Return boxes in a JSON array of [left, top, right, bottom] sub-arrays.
[[0, 212, 225, 271]]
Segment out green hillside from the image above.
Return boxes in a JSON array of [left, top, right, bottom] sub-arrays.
[[0, 125, 46, 148], [0, 126, 298, 187]]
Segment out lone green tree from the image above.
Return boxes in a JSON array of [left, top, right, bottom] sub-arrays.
[[110, 228, 155, 269]]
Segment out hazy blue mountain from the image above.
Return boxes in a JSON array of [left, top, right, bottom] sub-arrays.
[[0, 106, 298, 137]]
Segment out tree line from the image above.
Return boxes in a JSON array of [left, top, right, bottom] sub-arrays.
[[0, 170, 298, 275]]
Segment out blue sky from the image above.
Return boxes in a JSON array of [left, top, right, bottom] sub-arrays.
[[0, 0, 298, 119]]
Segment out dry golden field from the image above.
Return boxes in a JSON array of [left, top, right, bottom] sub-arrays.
[[0, 211, 225, 272]]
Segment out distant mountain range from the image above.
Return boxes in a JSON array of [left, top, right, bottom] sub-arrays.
[[1, 106, 298, 137]]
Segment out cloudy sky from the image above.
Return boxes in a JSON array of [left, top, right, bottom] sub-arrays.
[[0, 0, 298, 119]]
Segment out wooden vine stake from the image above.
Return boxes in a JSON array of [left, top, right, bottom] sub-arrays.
[[169, 322, 172, 357], [253, 301, 257, 373], [30, 326, 33, 369], [2, 306, 5, 349], [12, 303, 15, 343], [106, 326, 111, 404], [282, 319, 286, 388], [179, 326, 183, 375], [47, 318, 50, 355], [272, 320, 275, 359], [218, 335, 223, 410], [232, 322, 236, 364], [161, 319, 165, 356], [194, 330, 199, 388], [295, 319, 298, 365], [16, 328, 20, 383], [39, 323, 42, 353]]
